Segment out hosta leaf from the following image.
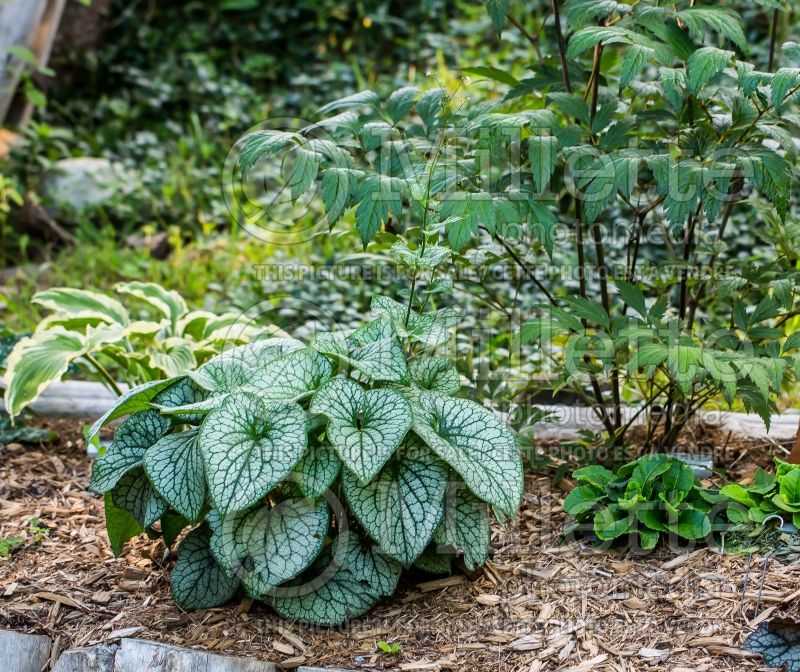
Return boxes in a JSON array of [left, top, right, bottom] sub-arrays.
[[86, 377, 181, 442], [209, 498, 329, 597], [271, 533, 401, 626], [4, 328, 87, 419], [199, 393, 307, 514], [32, 287, 129, 325], [372, 295, 461, 348], [411, 390, 522, 521], [104, 492, 143, 557], [110, 467, 168, 528], [90, 410, 170, 493], [409, 356, 461, 395], [171, 526, 240, 611], [687, 47, 734, 93], [343, 442, 448, 566], [243, 348, 333, 402], [144, 428, 207, 522], [291, 443, 342, 499], [434, 482, 490, 570], [115, 281, 188, 328], [310, 376, 412, 482]]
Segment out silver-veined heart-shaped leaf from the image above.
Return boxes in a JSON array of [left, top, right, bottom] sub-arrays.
[[343, 441, 448, 566], [291, 442, 342, 499], [110, 467, 168, 528], [144, 428, 207, 522], [208, 498, 329, 598], [411, 390, 522, 521], [434, 481, 490, 570], [271, 532, 401, 626], [310, 375, 412, 482], [86, 377, 181, 442], [151, 377, 210, 423], [243, 348, 333, 401], [90, 410, 170, 493], [313, 324, 408, 382], [409, 356, 460, 394], [170, 525, 240, 611], [199, 393, 307, 513]]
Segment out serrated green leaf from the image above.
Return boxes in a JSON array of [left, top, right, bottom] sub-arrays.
[[311, 375, 412, 482], [344, 441, 448, 566], [409, 356, 461, 395], [238, 130, 300, 174], [110, 467, 169, 528], [772, 68, 800, 113], [616, 280, 647, 318], [286, 147, 320, 200], [678, 8, 747, 52], [460, 66, 520, 88], [620, 44, 651, 89], [171, 525, 240, 611], [528, 136, 559, 193], [318, 90, 379, 114], [485, 0, 510, 32], [411, 390, 522, 521], [199, 393, 307, 514], [90, 410, 170, 493], [387, 86, 419, 123], [355, 177, 403, 248], [321, 168, 352, 227], [434, 482, 490, 571], [144, 428, 206, 522], [687, 47, 734, 93]]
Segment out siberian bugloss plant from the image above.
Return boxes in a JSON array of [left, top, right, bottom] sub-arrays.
[[240, 0, 800, 451], [87, 296, 523, 625]]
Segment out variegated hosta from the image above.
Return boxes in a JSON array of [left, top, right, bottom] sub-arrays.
[[87, 297, 523, 625], [2, 283, 275, 418]]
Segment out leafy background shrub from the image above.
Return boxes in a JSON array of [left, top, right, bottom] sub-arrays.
[[86, 298, 522, 624]]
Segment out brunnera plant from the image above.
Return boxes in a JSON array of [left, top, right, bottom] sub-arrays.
[[87, 295, 523, 625], [239, 0, 800, 453]]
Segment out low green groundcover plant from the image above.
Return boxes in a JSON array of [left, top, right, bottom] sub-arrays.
[[87, 294, 523, 625], [722, 460, 800, 528], [563, 454, 723, 549]]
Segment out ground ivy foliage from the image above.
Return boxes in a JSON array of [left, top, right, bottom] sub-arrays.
[[89, 296, 523, 625]]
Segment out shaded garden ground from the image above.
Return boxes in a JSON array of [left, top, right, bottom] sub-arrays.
[[1, 421, 798, 671]]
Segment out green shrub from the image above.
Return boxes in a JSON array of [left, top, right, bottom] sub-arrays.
[[87, 295, 522, 625], [240, 0, 800, 451]]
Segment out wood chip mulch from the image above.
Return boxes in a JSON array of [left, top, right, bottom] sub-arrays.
[[1, 420, 799, 671]]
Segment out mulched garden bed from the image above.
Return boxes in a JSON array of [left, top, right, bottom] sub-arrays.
[[1, 419, 799, 671]]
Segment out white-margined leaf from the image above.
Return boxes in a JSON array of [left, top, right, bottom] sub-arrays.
[[32, 287, 129, 325], [115, 281, 188, 329], [144, 428, 207, 522], [90, 410, 170, 493], [199, 393, 307, 514], [343, 441, 448, 566], [310, 375, 412, 482], [171, 525, 240, 611], [411, 390, 522, 521]]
